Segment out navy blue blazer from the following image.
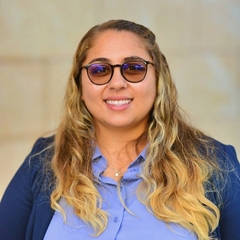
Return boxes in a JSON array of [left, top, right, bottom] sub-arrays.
[[0, 137, 240, 240]]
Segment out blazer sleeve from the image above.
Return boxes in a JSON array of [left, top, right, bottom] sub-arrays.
[[218, 144, 240, 240], [0, 137, 54, 240]]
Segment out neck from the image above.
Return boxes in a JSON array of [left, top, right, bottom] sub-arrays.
[[95, 124, 146, 154], [95, 124, 146, 171]]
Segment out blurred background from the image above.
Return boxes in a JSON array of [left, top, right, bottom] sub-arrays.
[[0, 0, 239, 198]]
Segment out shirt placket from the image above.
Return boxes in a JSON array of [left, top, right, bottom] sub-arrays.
[[97, 177, 127, 240]]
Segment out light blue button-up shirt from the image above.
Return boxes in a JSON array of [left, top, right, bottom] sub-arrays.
[[44, 146, 197, 240]]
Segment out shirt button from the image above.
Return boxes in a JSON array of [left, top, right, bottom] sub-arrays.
[[114, 217, 118, 223]]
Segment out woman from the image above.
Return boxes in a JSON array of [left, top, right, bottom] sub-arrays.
[[0, 19, 239, 240]]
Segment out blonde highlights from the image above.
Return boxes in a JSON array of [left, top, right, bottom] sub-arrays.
[[50, 20, 220, 239]]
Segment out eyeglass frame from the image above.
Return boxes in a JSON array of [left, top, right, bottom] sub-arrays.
[[80, 59, 154, 85]]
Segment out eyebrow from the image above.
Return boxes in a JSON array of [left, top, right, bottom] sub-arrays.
[[124, 56, 145, 62], [88, 56, 145, 64], [88, 58, 109, 64]]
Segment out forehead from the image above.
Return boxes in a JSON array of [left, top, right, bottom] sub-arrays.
[[84, 30, 150, 63]]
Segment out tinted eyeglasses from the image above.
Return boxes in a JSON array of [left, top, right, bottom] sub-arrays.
[[81, 59, 154, 85]]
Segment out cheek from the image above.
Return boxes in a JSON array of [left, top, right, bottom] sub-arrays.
[[81, 87, 91, 103], [81, 89, 94, 115], [145, 79, 157, 99], [81, 86, 87, 101], [146, 85, 157, 110], [81, 70, 93, 101], [81, 89, 86, 101], [81, 77, 92, 101], [81, 81, 102, 105]]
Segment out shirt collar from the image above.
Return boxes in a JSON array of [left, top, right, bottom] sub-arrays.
[[92, 145, 147, 161], [92, 145, 102, 161], [92, 145, 147, 180]]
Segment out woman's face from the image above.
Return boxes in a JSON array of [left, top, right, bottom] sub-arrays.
[[81, 30, 156, 134]]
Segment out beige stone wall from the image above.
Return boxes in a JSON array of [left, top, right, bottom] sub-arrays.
[[1, 0, 239, 197]]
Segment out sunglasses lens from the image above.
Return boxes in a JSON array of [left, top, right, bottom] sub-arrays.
[[88, 63, 112, 84], [122, 61, 147, 82]]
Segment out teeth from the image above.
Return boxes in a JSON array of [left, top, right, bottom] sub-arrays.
[[106, 99, 131, 106]]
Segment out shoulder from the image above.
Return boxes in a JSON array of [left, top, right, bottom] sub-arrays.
[[206, 139, 240, 238], [27, 135, 55, 184], [209, 138, 239, 169], [0, 136, 55, 240], [30, 136, 55, 157], [209, 138, 240, 204], [26, 136, 55, 169], [211, 141, 240, 239], [206, 138, 240, 185], [204, 138, 240, 203], [15, 136, 55, 199], [198, 137, 239, 166]]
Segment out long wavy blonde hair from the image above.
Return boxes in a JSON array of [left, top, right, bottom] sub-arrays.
[[51, 19, 220, 239]]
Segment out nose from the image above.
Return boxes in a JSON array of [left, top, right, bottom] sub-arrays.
[[107, 65, 127, 90]]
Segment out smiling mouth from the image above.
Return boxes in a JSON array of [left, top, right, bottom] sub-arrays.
[[105, 99, 132, 106]]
